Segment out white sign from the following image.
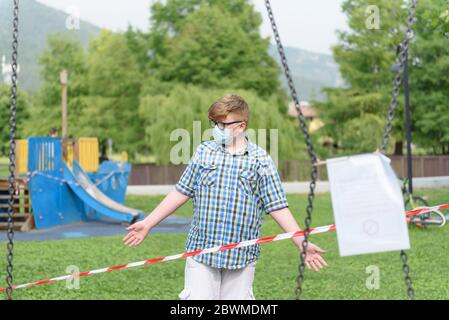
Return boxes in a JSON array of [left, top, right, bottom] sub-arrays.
[[326, 153, 410, 256]]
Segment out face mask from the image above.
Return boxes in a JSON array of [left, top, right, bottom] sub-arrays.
[[213, 126, 233, 145]]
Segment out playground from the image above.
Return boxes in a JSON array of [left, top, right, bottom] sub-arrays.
[[1, 0, 449, 302], [0, 137, 143, 232]]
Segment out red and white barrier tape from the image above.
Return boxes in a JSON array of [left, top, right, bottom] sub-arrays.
[[406, 203, 449, 216], [1, 202, 447, 292], [25, 171, 116, 188]]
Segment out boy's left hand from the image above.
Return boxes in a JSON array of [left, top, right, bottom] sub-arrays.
[[301, 241, 327, 272]]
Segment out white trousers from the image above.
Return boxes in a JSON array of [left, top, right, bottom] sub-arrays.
[[178, 257, 257, 300]]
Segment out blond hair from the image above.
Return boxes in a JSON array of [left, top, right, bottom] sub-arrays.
[[208, 94, 249, 122]]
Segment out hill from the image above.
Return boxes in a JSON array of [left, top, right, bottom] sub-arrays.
[[269, 45, 343, 102], [0, 0, 100, 91]]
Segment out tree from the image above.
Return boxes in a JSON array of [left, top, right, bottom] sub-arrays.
[[0, 84, 31, 155], [435, 0, 449, 37], [411, 0, 449, 154], [316, 0, 449, 155], [26, 34, 87, 137], [124, 25, 151, 72], [38, 34, 88, 109], [87, 30, 142, 98], [138, 85, 306, 164], [143, 0, 282, 97], [319, 0, 408, 155], [76, 30, 143, 158]]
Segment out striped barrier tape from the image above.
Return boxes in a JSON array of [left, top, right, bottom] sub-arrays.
[[25, 170, 116, 188], [406, 203, 449, 216], [1, 202, 448, 292]]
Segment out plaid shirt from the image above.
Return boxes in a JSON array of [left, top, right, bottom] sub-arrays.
[[175, 139, 288, 269]]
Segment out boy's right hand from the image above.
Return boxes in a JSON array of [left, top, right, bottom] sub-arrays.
[[122, 221, 151, 247]]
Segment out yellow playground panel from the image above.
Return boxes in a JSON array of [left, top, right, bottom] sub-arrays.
[[64, 140, 75, 168], [16, 139, 28, 175], [15, 137, 100, 174], [76, 138, 99, 172]]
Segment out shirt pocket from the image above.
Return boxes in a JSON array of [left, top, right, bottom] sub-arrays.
[[238, 168, 258, 196], [197, 163, 217, 187]]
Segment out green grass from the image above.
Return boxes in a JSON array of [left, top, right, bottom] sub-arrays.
[[1, 188, 449, 300], [0, 157, 9, 177]]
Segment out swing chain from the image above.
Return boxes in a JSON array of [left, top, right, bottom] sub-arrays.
[[381, 0, 417, 152], [264, 0, 318, 300], [5, 0, 20, 301], [380, 0, 418, 300], [400, 250, 414, 298]]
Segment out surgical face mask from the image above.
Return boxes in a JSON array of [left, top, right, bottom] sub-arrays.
[[213, 125, 233, 145]]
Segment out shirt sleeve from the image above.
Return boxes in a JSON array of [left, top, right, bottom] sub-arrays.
[[175, 145, 202, 198], [258, 156, 289, 214]]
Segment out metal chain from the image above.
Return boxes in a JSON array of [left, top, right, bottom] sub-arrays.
[[381, 0, 417, 152], [5, 0, 20, 301], [380, 0, 418, 300], [400, 250, 414, 298], [264, 0, 318, 300]]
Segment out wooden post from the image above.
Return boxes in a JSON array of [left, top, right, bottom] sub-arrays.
[[401, 156, 405, 178], [60, 70, 68, 139], [420, 157, 425, 177]]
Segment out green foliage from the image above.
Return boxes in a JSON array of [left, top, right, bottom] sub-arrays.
[[125, 0, 303, 162], [0, 84, 30, 155], [146, 0, 282, 97], [335, 0, 405, 88], [317, 88, 388, 153], [341, 113, 384, 152], [25, 34, 88, 137], [316, 0, 405, 155], [39, 34, 88, 104], [138, 85, 306, 164], [318, 0, 449, 155], [1, 0, 337, 102], [25, 1, 295, 161], [26, 31, 144, 157], [411, 0, 449, 153], [442, 9, 449, 35], [87, 30, 142, 98], [21, 0, 449, 161], [78, 30, 143, 157], [124, 26, 151, 72], [430, 0, 449, 36]]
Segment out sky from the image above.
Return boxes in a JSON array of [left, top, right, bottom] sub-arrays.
[[37, 0, 348, 54]]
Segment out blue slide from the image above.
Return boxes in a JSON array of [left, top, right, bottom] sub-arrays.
[[64, 161, 144, 224]]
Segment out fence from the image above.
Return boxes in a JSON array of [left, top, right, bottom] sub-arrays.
[[127, 156, 449, 185]]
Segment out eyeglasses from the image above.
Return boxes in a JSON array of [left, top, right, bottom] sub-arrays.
[[209, 119, 245, 129]]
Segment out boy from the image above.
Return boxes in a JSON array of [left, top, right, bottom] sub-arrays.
[[123, 95, 327, 300]]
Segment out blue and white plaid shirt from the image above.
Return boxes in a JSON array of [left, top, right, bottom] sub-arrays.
[[175, 139, 288, 269]]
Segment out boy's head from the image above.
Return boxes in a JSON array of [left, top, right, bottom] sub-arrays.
[[49, 127, 58, 137], [208, 94, 249, 135]]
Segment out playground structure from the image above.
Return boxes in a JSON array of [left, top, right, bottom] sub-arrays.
[[0, 136, 143, 231], [0, 178, 29, 231]]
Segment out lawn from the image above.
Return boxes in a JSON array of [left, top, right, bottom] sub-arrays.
[[1, 188, 448, 300], [0, 157, 9, 177]]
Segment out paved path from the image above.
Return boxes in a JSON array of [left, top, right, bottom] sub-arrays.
[[2, 176, 447, 241], [127, 176, 449, 196]]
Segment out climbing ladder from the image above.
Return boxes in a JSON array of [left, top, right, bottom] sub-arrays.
[[0, 178, 34, 232]]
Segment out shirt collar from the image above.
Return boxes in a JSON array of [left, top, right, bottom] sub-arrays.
[[214, 136, 256, 157]]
